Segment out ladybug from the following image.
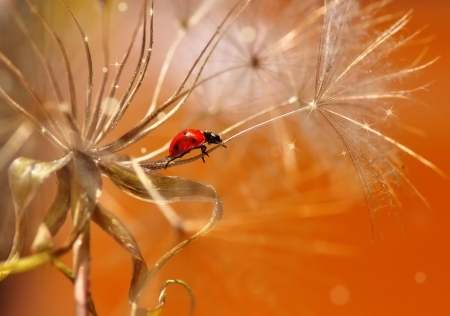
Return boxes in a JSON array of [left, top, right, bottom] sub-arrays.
[[165, 129, 226, 168]]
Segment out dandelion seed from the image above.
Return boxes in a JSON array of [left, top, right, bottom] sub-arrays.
[[141, 147, 147, 154], [84, 35, 89, 42], [102, 67, 108, 73]]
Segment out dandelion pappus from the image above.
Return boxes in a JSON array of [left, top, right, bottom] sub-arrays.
[[165, 129, 227, 169]]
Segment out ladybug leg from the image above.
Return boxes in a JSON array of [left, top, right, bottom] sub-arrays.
[[165, 149, 193, 169], [200, 145, 208, 163], [164, 156, 178, 169], [164, 158, 174, 169], [221, 143, 227, 148]]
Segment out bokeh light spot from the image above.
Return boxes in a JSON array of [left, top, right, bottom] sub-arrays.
[[118, 2, 128, 12], [414, 271, 426, 284], [157, 112, 166, 120], [240, 26, 256, 43], [330, 285, 350, 306]]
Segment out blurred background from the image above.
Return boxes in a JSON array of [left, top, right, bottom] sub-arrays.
[[0, 0, 449, 315]]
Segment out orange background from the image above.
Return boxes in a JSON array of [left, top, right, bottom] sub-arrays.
[[1, 0, 450, 315]]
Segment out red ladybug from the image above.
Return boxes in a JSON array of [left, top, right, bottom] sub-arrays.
[[165, 129, 226, 168]]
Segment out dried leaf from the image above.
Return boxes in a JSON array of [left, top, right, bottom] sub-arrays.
[[92, 205, 143, 259], [69, 152, 102, 229], [0, 153, 73, 280], [31, 223, 54, 253], [99, 161, 215, 203], [146, 280, 195, 316], [44, 167, 71, 235], [128, 160, 223, 315], [91, 204, 148, 303], [30, 167, 71, 253], [131, 280, 195, 316]]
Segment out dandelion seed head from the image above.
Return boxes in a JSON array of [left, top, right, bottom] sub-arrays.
[[330, 285, 350, 306], [118, 2, 128, 12]]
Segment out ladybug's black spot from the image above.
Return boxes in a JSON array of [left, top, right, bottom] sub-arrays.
[[192, 138, 196, 143], [174, 144, 179, 151], [183, 132, 187, 136]]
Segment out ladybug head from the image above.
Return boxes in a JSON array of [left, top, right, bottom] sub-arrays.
[[203, 131, 223, 144]]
